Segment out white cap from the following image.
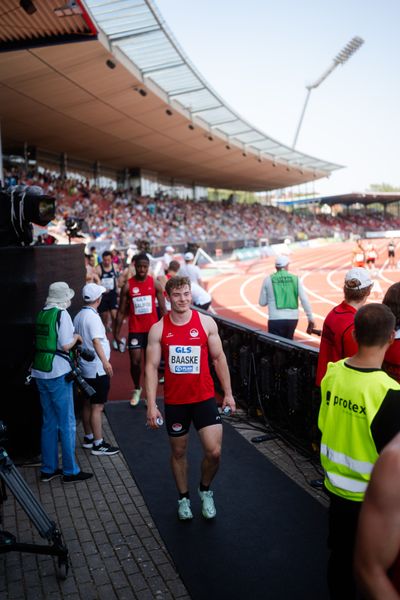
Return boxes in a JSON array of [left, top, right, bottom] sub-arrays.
[[166, 245, 174, 252], [184, 251, 194, 261], [82, 283, 107, 302], [275, 255, 289, 268], [345, 268, 373, 290], [46, 281, 74, 304]]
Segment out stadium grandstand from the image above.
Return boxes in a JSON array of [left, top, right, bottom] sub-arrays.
[[2, 2, 400, 600]]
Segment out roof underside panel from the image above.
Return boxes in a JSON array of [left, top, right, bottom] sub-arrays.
[[0, 0, 92, 43], [0, 0, 342, 191], [83, 0, 342, 176]]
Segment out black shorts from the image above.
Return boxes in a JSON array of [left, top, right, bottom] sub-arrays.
[[84, 374, 110, 405], [164, 398, 221, 437], [389, 250, 395, 257], [98, 291, 118, 313], [128, 332, 149, 350]]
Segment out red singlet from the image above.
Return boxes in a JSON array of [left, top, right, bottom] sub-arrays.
[[161, 310, 215, 405], [128, 276, 158, 333]]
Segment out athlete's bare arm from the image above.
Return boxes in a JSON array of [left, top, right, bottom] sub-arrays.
[[355, 436, 400, 600], [118, 265, 134, 289], [157, 274, 168, 292], [200, 314, 236, 413], [155, 279, 167, 316], [114, 283, 130, 341], [145, 320, 164, 428]]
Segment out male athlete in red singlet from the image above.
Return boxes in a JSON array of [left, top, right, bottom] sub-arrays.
[[145, 276, 235, 521], [116, 253, 166, 406], [355, 431, 400, 599]]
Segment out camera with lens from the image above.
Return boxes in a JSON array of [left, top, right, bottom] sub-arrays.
[[0, 185, 55, 247], [75, 347, 96, 362], [65, 346, 96, 399]]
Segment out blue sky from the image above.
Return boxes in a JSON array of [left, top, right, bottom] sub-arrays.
[[156, 0, 400, 195]]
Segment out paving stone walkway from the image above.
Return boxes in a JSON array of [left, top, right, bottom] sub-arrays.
[[0, 410, 326, 599]]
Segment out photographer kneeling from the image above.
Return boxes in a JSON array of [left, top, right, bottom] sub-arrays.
[[73, 283, 119, 457], [31, 282, 93, 483]]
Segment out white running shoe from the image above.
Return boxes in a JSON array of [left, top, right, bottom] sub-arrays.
[[177, 497, 193, 520], [130, 388, 142, 407], [198, 489, 216, 519]]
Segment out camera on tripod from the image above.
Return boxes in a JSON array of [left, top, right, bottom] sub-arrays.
[[65, 345, 96, 399]]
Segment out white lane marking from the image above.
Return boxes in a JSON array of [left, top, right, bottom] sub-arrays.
[[214, 304, 252, 311], [239, 274, 268, 319], [208, 274, 240, 294]]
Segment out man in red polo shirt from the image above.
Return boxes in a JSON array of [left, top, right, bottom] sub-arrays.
[[316, 267, 372, 386], [145, 276, 235, 521], [116, 253, 166, 406]]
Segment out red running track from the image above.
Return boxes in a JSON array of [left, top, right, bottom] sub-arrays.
[[109, 238, 398, 400]]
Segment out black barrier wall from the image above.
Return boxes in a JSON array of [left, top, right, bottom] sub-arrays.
[[0, 245, 86, 458], [211, 313, 321, 457]]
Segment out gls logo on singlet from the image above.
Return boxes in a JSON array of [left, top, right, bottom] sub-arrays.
[[132, 295, 152, 315], [169, 345, 201, 374]]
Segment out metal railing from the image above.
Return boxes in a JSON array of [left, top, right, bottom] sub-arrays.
[[211, 312, 321, 456]]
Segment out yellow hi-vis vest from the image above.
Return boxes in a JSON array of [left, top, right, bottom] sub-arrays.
[[319, 359, 400, 502]]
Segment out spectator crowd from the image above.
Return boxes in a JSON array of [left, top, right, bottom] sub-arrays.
[[5, 167, 400, 250]]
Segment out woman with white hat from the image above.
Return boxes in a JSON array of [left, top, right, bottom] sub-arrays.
[[31, 281, 93, 484]]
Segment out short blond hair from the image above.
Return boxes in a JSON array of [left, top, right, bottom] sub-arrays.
[[165, 276, 191, 296]]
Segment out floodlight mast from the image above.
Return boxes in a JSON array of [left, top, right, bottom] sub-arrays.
[[292, 36, 364, 149]]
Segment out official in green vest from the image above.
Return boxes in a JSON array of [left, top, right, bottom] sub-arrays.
[[319, 303, 400, 599], [258, 255, 314, 339]]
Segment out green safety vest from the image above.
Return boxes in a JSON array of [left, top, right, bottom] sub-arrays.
[[32, 308, 61, 373], [270, 270, 299, 310], [319, 359, 400, 501]]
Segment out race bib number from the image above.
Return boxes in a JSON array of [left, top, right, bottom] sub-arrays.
[[101, 277, 114, 290], [169, 345, 201, 374], [132, 295, 152, 315]]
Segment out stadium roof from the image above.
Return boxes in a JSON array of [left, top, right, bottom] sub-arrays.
[[316, 192, 400, 207], [275, 192, 400, 208], [0, 0, 343, 191]]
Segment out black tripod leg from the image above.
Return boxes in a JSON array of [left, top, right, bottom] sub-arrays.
[[0, 448, 69, 578]]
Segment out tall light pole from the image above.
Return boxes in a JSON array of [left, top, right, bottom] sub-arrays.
[[292, 36, 364, 149]]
